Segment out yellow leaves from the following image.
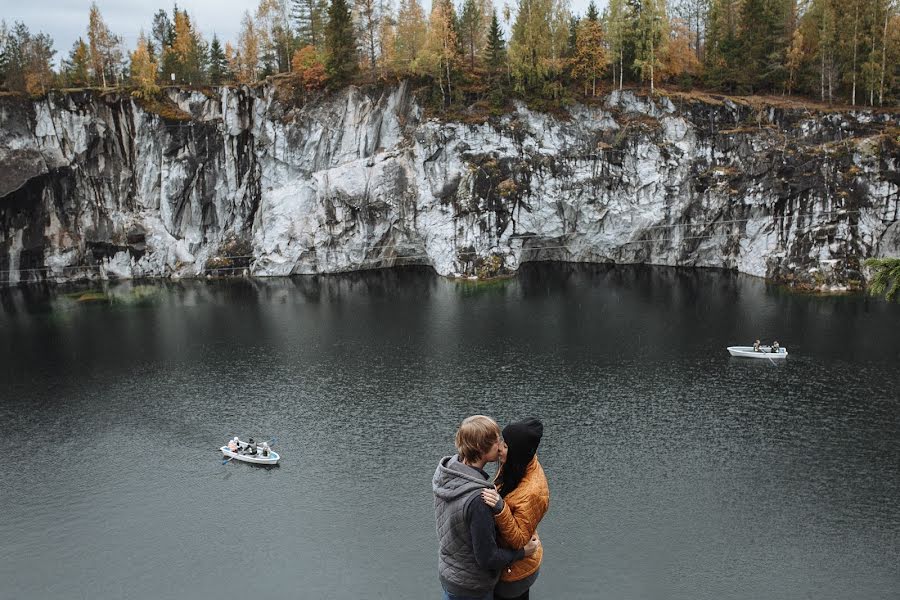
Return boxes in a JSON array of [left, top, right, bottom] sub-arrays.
[[130, 33, 158, 96], [659, 19, 700, 82], [572, 19, 607, 95]]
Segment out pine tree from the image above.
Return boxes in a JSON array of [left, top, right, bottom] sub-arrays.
[[291, 0, 327, 49], [704, 0, 741, 90], [458, 0, 484, 70], [586, 0, 600, 22], [324, 0, 358, 84], [356, 0, 381, 75], [208, 35, 227, 85], [63, 38, 92, 87], [486, 10, 506, 73]]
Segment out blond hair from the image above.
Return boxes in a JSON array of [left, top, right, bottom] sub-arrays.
[[455, 415, 501, 463]]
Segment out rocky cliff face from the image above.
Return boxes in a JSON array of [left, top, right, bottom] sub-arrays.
[[1, 83, 898, 290]]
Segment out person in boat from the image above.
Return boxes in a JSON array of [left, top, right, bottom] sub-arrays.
[[481, 418, 549, 600], [227, 437, 239, 452], [771, 341, 780, 353], [433, 415, 540, 600], [245, 438, 258, 455], [753, 340, 761, 352]]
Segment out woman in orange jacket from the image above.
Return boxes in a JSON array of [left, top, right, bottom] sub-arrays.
[[481, 418, 549, 600]]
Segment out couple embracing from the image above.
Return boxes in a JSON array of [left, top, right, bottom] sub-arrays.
[[433, 415, 550, 600]]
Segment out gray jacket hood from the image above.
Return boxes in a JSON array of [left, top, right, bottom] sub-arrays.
[[432, 455, 494, 502]]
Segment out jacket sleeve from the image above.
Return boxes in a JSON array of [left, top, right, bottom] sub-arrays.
[[468, 498, 525, 569], [494, 493, 546, 548]]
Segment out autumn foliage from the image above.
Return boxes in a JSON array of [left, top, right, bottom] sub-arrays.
[[1, 0, 898, 107], [291, 45, 326, 89]]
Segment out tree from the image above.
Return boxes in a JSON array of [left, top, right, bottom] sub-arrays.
[[458, 0, 485, 70], [508, 0, 571, 96], [865, 258, 900, 301], [633, 0, 667, 93], [237, 11, 261, 83], [164, 9, 207, 84], [486, 9, 506, 73], [356, 0, 381, 75], [0, 22, 56, 94], [129, 32, 159, 95], [257, 0, 295, 74], [208, 34, 227, 84], [704, 0, 741, 90], [292, 0, 328, 49], [604, 0, 628, 89], [393, 0, 427, 73], [572, 12, 606, 96], [291, 44, 327, 88], [660, 17, 700, 84], [785, 26, 803, 95], [87, 2, 122, 87], [324, 0, 358, 84], [420, 0, 458, 103], [151, 9, 174, 61], [62, 37, 92, 87]]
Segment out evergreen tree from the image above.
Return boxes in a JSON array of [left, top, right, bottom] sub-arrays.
[[208, 34, 227, 84], [356, 0, 381, 75], [704, 0, 741, 90], [324, 0, 357, 84], [62, 37, 91, 87], [486, 10, 506, 73], [586, 0, 600, 22], [737, 0, 790, 93], [151, 9, 174, 57], [291, 0, 327, 48], [458, 0, 484, 70]]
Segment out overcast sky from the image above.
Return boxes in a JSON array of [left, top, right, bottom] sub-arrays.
[[2, 0, 604, 66]]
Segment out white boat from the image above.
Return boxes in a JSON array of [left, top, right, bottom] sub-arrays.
[[727, 346, 788, 359], [221, 439, 279, 465]]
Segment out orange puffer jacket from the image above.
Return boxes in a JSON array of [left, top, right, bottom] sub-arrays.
[[494, 455, 550, 582]]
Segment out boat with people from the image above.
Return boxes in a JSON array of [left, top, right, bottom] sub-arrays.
[[221, 437, 279, 465], [727, 345, 788, 359]]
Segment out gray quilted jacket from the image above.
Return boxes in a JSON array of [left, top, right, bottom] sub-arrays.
[[433, 455, 499, 597]]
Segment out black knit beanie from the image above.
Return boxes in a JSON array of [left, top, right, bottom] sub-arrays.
[[502, 418, 544, 463]]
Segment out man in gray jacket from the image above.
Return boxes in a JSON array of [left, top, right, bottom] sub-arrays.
[[433, 415, 540, 600]]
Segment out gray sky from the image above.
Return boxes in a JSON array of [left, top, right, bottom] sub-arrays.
[[2, 0, 604, 66]]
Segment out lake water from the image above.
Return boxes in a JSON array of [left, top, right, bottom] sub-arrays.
[[1, 264, 898, 599]]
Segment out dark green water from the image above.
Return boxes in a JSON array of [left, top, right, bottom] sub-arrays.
[[1, 264, 898, 599]]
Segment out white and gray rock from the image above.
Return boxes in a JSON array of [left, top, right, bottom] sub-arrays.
[[1, 83, 898, 291]]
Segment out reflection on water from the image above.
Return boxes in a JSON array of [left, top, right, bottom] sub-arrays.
[[1, 264, 899, 600]]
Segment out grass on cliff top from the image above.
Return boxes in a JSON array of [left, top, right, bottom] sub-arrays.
[[133, 93, 192, 122]]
